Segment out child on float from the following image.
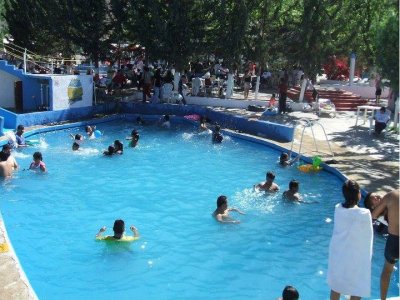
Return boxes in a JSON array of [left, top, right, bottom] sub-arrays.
[[212, 195, 245, 224], [29, 151, 46, 172], [96, 219, 140, 242]]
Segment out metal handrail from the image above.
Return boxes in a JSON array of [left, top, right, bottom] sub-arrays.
[[289, 118, 334, 159]]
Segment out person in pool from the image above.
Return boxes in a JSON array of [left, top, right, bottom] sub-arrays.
[[96, 219, 140, 242], [160, 115, 171, 128], [283, 180, 301, 201], [212, 195, 245, 224], [103, 145, 115, 156], [15, 125, 28, 147], [70, 134, 83, 151], [199, 116, 209, 132], [255, 171, 280, 192], [279, 285, 299, 300], [0, 144, 18, 177], [279, 152, 300, 167], [113, 140, 123, 154], [212, 124, 223, 143], [29, 151, 46, 172], [127, 129, 140, 147], [85, 125, 96, 139]]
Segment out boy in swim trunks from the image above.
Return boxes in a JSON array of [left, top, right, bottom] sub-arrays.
[[372, 190, 399, 300], [255, 171, 279, 192], [283, 180, 301, 201], [364, 192, 388, 234], [212, 195, 245, 224], [96, 219, 140, 241]]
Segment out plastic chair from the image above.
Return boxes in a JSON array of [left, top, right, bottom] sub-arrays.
[[315, 98, 336, 117]]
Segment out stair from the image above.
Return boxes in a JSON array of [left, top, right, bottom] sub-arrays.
[[0, 60, 25, 79], [287, 86, 368, 111]]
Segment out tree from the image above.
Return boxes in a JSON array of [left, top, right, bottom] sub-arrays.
[[375, 12, 399, 92]]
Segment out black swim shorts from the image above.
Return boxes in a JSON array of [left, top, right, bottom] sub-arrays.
[[375, 88, 382, 96], [385, 234, 399, 264]]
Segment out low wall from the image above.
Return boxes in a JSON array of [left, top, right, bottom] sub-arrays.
[[0, 102, 295, 143], [121, 103, 294, 142]]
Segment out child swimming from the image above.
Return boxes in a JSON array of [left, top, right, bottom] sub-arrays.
[[29, 151, 46, 172]]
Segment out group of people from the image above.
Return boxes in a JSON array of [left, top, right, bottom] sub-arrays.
[[1, 119, 398, 299]]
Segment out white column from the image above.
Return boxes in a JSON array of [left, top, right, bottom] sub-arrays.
[[23, 49, 27, 74], [299, 78, 307, 102], [254, 76, 260, 100], [394, 97, 399, 128], [349, 53, 356, 86], [225, 73, 234, 98], [173, 72, 180, 91]]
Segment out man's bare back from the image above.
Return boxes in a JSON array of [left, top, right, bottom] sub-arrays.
[[373, 190, 399, 236]]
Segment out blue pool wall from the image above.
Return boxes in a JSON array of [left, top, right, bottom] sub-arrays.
[[0, 103, 295, 143]]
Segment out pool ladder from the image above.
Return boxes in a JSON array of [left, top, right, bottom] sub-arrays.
[[289, 118, 334, 159]]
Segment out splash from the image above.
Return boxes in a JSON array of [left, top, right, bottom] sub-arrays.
[[233, 188, 277, 214]]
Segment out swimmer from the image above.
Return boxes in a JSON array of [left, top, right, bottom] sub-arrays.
[[199, 116, 209, 132], [279, 152, 300, 167], [15, 125, 28, 147], [96, 219, 140, 241], [0, 144, 18, 177], [280, 285, 299, 300], [283, 180, 301, 201], [126, 129, 140, 147], [161, 115, 171, 128], [85, 125, 96, 139], [255, 171, 280, 192], [212, 124, 223, 143], [113, 140, 123, 154], [212, 195, 245, 224], [29, 151, 46, 172], [72, 142, 80, 151], [103, 145, 115, 156], [136, 116, 145, 125]]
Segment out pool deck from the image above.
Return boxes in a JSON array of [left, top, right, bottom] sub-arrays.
[[0, 105, 399, 299]]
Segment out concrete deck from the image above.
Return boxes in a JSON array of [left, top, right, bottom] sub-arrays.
[[0, 106, 398, 299]]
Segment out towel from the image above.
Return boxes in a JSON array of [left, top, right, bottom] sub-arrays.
[[327, 203, 373, 297]]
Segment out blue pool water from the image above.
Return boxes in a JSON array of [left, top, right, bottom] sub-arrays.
[[0, 119, 398, 299]]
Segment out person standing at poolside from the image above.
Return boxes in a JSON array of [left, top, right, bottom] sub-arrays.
[[327, 180, 373, 300], [371, 190, 399, 300], [212, 195, 245, 224], [255, 171, 279, 192], [278, 78, 288, 114], [96, 219, 140, 241]]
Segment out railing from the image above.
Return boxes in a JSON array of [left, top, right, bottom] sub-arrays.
[[289, 118, 334, 159], [0, 41, 88, 75]]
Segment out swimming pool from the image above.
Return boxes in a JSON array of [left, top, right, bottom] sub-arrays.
[[0, 119, 398, 299]]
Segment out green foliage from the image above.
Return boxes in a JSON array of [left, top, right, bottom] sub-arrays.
[[2, 0, 397, 77], [376, 12, 399, 92]]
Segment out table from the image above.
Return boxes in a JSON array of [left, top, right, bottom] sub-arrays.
[[355, 105, 382, 134]]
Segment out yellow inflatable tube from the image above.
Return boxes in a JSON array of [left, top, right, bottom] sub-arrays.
[[298, 164, 322, 172]]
